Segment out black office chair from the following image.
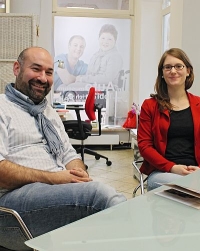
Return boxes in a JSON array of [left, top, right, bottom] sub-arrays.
[[0, 206, 36, 251], [63, 87, 112, 166]]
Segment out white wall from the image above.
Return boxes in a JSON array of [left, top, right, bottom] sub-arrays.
[[133, 0, 200, 107], [10, 0, 52, 52], [169, 0, 200, 95], [132, 0, 162, 107], [182, 0, 200, 95], [169, 0, 183, 48], [10, 0, 53, 102]]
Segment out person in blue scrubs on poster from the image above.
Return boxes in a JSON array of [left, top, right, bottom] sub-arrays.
[[54, 35, 88, 91]]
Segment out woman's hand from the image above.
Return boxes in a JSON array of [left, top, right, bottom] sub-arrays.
[[187, 165, 199, 171], [170, 164, 199, 175]]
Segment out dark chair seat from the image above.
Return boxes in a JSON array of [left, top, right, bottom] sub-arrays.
[[64, 120, 92, 140]]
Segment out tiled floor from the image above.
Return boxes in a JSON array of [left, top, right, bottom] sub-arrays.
[[84, 147, 140, 199]]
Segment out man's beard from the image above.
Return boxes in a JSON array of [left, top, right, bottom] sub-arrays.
[[15, 75, 51, 104], [28, 79, 51, 103]]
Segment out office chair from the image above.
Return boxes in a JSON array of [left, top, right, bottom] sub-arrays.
[[0, 207, 36, 251], [132, 133, 147, 197], [132, 160, 147, 197], [63, 87, 112, 166]]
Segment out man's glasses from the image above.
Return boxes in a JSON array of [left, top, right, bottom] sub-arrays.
[[162, 64, 185, 71]]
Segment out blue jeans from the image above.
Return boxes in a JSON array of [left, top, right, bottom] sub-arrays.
[[147, 171, 182, 191], [0, 181, 126, 250]]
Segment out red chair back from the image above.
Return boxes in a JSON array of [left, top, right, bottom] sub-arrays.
[[85, 87, 96, 121]]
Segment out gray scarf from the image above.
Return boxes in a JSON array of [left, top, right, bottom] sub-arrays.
[[5, 83, 64, 159]]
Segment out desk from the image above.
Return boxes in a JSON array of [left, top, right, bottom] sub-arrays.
[[25, 171, 200, 251], [70, 127, 130, 150]]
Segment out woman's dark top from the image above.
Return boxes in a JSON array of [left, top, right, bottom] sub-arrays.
[[165, 107, 197, 166]]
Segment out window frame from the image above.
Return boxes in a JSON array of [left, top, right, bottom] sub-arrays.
[[52, 0, 134, 17], [162, 3, 171, 52]]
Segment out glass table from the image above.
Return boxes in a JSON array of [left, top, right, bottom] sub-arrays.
[[25, 170, 200, 251]]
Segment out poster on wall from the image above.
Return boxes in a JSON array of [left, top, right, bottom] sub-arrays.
[[53, 16, 131, 125]]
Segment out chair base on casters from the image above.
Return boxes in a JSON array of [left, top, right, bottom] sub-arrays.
[[76, 146, 112, 166]]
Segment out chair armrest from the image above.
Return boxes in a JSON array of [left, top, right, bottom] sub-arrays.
[[0, 207, 33, 240], [94, 103, 103, 136]]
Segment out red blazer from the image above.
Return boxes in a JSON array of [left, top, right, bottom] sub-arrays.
[[138, 92, 200, 175]]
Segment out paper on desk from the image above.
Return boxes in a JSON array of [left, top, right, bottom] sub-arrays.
[[155, 183, 200, 209]]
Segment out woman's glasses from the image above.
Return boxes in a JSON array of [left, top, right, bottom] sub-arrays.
[[162, 64, 185, 71]]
